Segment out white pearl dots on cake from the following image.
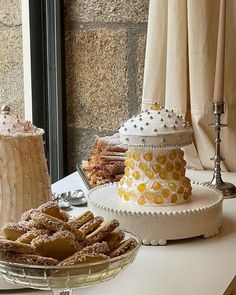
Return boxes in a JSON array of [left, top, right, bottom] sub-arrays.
[[118, 104, 193, 206], [119, 106, 193, 149]]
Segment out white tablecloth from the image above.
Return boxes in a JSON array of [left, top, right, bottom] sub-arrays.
[[1, 170, 236, 295]]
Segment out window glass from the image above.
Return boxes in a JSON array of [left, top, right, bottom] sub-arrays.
[[64, 0, 149, 173]]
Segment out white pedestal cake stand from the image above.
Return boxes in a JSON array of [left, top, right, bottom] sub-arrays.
[[87, 182, 223, 245]]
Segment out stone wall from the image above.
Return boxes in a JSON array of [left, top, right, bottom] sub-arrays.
[[64, 0, 149, 172], [0, 0, 24, 117]]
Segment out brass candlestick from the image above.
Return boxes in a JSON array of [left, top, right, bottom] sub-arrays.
[[206, 101, 236, 198]]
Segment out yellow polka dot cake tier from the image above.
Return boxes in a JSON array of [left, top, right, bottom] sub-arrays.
[[118, 149, 191, 205], [118, 104, 193, 206]]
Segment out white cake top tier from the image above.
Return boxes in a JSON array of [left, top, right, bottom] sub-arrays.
[[0, 105, 44, 137], [119, 107, 193, 149]]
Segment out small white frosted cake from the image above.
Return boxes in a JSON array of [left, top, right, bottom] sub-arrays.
[[117, 104, 193, 206]]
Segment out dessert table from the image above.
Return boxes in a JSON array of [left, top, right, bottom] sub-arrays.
[[1, 169, 236, 295]]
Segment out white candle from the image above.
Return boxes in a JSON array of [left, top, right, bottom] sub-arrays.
[[213, 0, 226, 103]]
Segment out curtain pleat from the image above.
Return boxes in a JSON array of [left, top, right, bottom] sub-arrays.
[[142, 0, 168, 109], [142, 0, 236, 171]]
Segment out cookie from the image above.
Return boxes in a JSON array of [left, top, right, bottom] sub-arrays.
[[78, 241, 109, 255], [68, 211, 94, 229], [21, 203, 69, 222], [26, 220, 49, 231], [21, 209, 39, 221], [0, 252, 58, 266], [57, 241, 109, 267], [79, 216, 104, 236], [16, 229, 50, 244], [2, 221, 29, 241], [58, 253, 109, 266], [85, 219, 119, 245], [109, 238, 137, 258], [0, 239, 36, 254], [38, 201, 60, 215], [57, 210, 69, 222], [32, 212, 85, 241], [31, 231, 78, 261], [103, 229, 125, 251]]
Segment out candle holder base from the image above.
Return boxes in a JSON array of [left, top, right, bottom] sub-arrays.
[[207, 101, 236, 199], [205, 181, 236, 199]]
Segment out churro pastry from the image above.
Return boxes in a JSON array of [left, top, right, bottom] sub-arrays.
[[81, 133, 127, 187]]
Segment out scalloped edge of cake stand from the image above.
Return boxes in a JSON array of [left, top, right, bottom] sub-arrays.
[[87, 182, 224, 245]]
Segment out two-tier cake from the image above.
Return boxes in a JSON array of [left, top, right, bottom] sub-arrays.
[[118, 105, 193, 206]]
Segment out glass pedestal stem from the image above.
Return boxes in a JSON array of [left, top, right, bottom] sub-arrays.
[[53, 289, 73, 295]]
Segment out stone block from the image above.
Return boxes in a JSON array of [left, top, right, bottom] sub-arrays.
[[67, 127, 114, 173], [65, 28, 129, 132], [65, 0, 149, 23], [0, 30, 24, 113], [137, 33, 146, 107], [0, 0, 22, 27]]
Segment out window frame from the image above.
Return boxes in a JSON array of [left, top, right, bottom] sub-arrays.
[[22, 0, 66, 183]]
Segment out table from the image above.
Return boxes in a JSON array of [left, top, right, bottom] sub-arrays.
[[1, 170, 236, 295]]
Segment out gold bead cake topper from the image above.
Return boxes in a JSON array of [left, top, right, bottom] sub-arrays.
[[150, 103, 161, 110]]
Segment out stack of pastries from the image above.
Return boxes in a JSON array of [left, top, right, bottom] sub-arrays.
[[0, 201, 137, 266], [81, 134, 127, 187]]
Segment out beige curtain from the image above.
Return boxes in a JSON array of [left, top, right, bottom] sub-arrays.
[[142, 0, 236, 172]]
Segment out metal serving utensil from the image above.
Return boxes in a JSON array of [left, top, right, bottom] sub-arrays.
[[61, 189, 87, 206], [52, 189, 87, 209]]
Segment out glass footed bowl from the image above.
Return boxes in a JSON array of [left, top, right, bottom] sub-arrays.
[[0, 230, 141, 295]]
